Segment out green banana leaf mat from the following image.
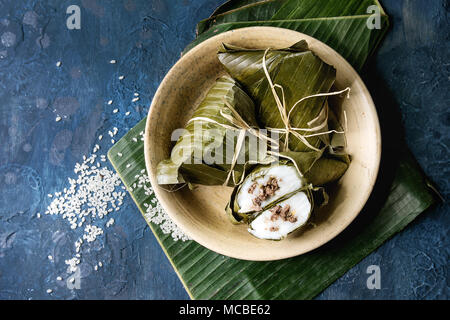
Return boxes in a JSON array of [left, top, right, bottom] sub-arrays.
[[107, 0, 438, 299]]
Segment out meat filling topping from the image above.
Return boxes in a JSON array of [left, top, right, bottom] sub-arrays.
[[249, 177, 280, 211], [269, 204, 297, 224]]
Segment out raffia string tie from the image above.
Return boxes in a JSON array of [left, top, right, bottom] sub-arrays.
[[261, 48, 351, 152], [187, 99, 279, 186]]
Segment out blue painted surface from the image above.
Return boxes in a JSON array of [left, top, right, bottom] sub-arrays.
[[0, 0, 448, 300]]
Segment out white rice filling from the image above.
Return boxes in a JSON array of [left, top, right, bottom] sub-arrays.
[[237, 165, 303, 213], [248, 192, 311, 240]]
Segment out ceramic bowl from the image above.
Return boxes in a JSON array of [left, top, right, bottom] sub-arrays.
[[144, 27, 381, 261]]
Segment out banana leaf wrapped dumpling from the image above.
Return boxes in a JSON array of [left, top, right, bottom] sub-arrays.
[[225, 159, 333, 240], [226, 160, 333, 239], [225, 157, 331, 218], [156, 76, 270, 187]]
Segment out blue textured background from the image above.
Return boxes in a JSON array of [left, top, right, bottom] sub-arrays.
[[0, 0, 448, 300]]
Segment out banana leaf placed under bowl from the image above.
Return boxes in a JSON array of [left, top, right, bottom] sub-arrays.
[[144, 27, 381, 261]]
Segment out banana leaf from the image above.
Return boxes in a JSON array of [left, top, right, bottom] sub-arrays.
[[198, 0, 382, 35], [157, 76, 267, 186], [219, 40, 337, 153], [304, 156, 349, 186], [198, 0, 284, 34], [185, 9, 389, 71], [208, 0, 269, 18]]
